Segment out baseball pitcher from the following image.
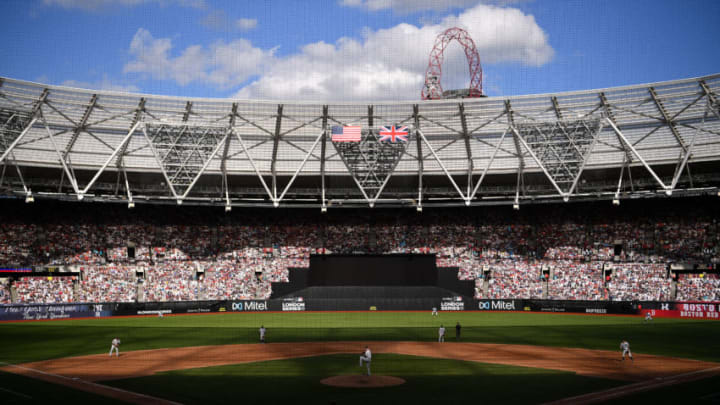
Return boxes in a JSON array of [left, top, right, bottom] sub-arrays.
[[359, 346, 372, 376]]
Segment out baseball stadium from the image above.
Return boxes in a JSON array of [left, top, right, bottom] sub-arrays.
[[1, 1, 720, 404]]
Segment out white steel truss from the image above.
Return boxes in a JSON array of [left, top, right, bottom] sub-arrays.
[[512, 118, 604, 199], [0, 73, 717, 207]]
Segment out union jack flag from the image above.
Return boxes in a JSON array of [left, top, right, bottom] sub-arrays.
[[378, 125, 409, 143]]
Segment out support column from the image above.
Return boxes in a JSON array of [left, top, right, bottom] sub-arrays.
[[459, 103, 473, 201], [320, 105, 328, 209], [270, 104, 284, 200], [221, 103, 238, 207], [506, 100, 524, 206], [413, 105, 423, 208], [114, 98, 146, 200]]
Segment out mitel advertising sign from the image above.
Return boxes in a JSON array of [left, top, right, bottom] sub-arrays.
[[231, 301, 268, 311], [477, 300, 516, 311]]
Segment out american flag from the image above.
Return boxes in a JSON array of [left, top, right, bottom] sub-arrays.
[[379, 125, 409, 142], [331, 125, 361, 142]]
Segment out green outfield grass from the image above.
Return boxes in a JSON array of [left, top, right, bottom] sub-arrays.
[[105, 353, 625, 405], [1, 312, 719, 364], [0, 370, 127, 405], [1, 311, 719, 404]]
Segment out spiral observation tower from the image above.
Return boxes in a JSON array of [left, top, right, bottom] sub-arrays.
[[0, 73, 719, 210]]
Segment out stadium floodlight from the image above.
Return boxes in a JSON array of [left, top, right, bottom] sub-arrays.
[[77, 194, 84, 201], [128, 200, 135, 209], [417, 206, 423, 213], [177, 199, 183, 205], [612, 198, 620, 206], [513, 203, 519, 211], [321, 206, 327, 213], [25, 192, 34, 203], [225, 204, 232, 213]]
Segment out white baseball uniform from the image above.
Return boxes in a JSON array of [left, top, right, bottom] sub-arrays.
[[109, 338, 120, 357], [359, 348, 372, 375], [431, 307, 438, 316], [259, 327, 266, 343], [438, 326, 446, 342], [620, 340, 633, 360], [645, 312, 653, 321]]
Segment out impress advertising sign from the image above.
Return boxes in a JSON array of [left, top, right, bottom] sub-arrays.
[[477, 300, 517, 311], [231, 301, 268, 312]]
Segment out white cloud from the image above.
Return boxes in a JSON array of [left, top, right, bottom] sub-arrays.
[[122, 4, 552, 101], [201, 10, 258, 32], [235, 3, 553, 101], [235, 18, 258, 31], [339, 0, 523, 13], [123, 28, 275, 88], [61, 75, 140, 93], [42, 0, 206, 11]]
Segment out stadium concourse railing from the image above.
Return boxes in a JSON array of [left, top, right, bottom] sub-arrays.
[[1, 299, 718, 321]]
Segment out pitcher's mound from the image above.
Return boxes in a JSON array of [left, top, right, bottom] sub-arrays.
[[320, 375, 406, 388]]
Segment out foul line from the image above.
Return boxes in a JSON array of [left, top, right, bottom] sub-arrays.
[[0, 361, 182, 405], [0, 386, 33, 399], [544, 366, 720, 405]]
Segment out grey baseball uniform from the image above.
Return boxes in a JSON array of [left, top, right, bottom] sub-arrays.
[[359, 348, 372, 375]]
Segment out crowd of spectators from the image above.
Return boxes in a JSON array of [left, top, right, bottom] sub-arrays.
[[0, 198, 717, 304], [607, 263, 672, 301], [144, 263, 199, 302], [483, 260, 544, 299], [548, 261, 607, 300], [77, 264, 137, 303], [14, 276, 74, 304], [677, 273, 720, 301], [0, 279, 11, 304]]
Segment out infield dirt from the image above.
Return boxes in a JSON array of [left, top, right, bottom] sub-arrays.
[[3, 341, 719, 404]]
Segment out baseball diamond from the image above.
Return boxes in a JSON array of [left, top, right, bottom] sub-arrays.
[[1, 1, 720, 403]]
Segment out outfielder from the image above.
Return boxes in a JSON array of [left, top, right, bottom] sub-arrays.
[[109, 337, 120, 357], [259, 325, 266, 343], [620, 340, 633, 361], [359, 346, 372, 376], [438, 325, 446, 342], [644, 312, 653, 322], [431, 307, 438, 316]]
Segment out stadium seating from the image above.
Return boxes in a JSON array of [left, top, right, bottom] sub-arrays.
[[0, 198, 717, 304]]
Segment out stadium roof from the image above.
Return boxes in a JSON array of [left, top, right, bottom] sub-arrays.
[[1, 73, 719, 208]]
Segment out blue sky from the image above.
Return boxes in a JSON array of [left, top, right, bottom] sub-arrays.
[[0, 0, 718, 101]]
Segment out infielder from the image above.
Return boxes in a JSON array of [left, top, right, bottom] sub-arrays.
[[438, 325, 446, 342], [431, 307, 438, 316], [620, 340, 633, 361], [359, 346, 372, 376], [259, 325, 266, 343], [109, 337, 121, 357]]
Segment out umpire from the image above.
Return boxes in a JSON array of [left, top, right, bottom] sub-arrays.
[[455, 322, 461, 341]]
